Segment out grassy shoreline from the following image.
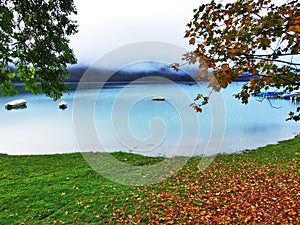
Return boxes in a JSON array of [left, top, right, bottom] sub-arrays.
[[0, 135, 299, 224]]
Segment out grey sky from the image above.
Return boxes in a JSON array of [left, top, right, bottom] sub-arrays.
[[69, 0, 290, 66], [69, 0, 201, 64]]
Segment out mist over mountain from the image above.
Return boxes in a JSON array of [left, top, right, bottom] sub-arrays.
[[7, 61, 254, 84], [67, 61, 196, 83]]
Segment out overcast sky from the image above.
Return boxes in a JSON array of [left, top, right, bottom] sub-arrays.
[[69, 0, 287, 66], [69, 0, 201, 65]]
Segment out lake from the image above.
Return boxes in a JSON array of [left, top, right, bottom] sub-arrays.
[[0, 82, 299, 156]]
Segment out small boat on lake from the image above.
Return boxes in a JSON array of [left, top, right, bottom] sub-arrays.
[[5, 99, 27, 110], [291, 90, 300, 95], [252, 92, 280, 98], [290, 90, 300, 101], [152, 97, 165, 101], [59, 101, 68, 109], [254, 90, 300, 100], [280, 92, 294, 100], [262, 92, 281, 98]]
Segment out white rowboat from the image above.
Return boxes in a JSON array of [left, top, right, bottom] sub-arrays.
[[5, 99, 27, 110]]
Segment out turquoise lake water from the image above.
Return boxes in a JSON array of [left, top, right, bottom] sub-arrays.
[[0, 82, 299, 156]]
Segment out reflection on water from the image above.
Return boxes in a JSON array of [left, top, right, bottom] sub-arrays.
[[0, 82, 299, 156]]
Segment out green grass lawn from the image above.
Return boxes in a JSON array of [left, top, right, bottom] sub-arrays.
[[0, 135, 299, 224]]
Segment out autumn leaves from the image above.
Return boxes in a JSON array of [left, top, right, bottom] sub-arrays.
[[182, 0, 299, 120]]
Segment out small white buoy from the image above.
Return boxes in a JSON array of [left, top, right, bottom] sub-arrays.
[[59, 101, 67, 109]]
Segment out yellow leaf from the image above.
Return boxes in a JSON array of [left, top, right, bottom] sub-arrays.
[[244, 4, 252, 13], [244, 216, 251, 223]]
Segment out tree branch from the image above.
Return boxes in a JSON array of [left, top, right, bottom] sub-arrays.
[[244, 53, 300, 57], [247, 57, 300, 66], [256, 96, 283, 109]]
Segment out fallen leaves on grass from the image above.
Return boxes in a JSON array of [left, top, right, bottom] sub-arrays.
[[115, 158, 300, 224], [1, 138, 299, 224]]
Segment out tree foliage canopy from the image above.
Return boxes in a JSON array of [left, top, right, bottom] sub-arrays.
[[0, 0, 78, 100], [182, 0, 300, 121]]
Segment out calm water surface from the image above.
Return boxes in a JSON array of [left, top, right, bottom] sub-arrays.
[[0, 82, 299, 156]]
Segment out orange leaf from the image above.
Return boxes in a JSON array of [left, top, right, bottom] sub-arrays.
[[189, 38, 196, 45]]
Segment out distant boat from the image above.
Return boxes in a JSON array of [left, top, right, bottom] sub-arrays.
[[263, 92, 281, 98], [290, 90, 300, 101], [186, 83, 195, 86], [254, 90, 300, 101], [253, 91, 281, 98], [59, 101, 67, 109], [291, 90, 300, 95], [152, 97, 165, 101], [280, 92, 294, 100], [5, 99, 27, 110]]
